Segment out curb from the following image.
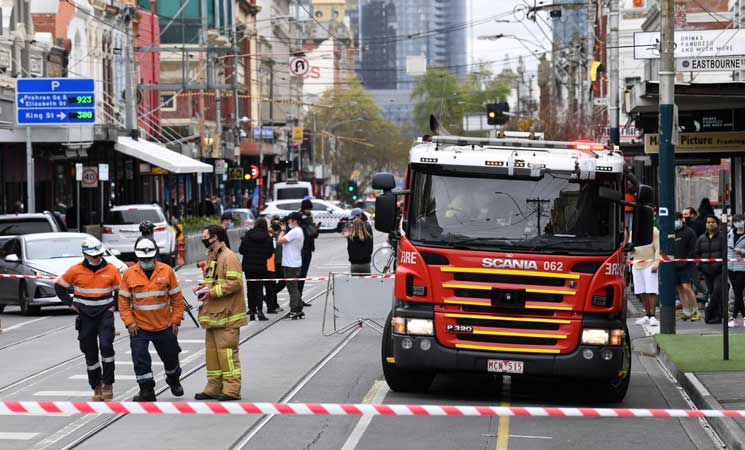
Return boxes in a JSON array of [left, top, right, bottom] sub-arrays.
[[657, 345, 745, 450]]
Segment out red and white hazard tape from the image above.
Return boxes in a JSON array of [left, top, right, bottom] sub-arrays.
[[628, 255, 745, 265], [0, 273, 396, 284], [1, 401, 745, 418]]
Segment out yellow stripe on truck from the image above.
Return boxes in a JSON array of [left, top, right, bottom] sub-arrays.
[[455, 343, 561, 354], [440, 266, 580, 280], [444, 313, 571, 324]]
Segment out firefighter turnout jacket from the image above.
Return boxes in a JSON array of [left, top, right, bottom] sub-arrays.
[[199, 242, 247, 329], [118, 262, 185, 332], [55, 260, 121, 316]]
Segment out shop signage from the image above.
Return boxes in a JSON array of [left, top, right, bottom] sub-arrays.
[[253, 126, 274, 140], [634, 29, 745, 59], [677, 56, 745, 72], [645, 131, 745, 154]]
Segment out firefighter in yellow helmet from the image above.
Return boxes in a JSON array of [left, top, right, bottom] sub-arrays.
[[193, 224, 247, 401]]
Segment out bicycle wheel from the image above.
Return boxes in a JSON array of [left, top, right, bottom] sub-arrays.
[[372, 246, 395, 274]]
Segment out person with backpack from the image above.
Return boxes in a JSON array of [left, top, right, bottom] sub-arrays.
[[298, 199, 319, 303]]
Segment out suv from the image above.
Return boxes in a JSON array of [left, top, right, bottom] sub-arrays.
[[102, 205, 177, 265], [0, 212, 67, 237]]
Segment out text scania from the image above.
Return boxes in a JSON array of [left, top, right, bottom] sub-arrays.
[[482, 258, 538, 270]]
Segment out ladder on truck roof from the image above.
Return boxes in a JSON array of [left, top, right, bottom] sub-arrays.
[[429, 135, 611, 152]]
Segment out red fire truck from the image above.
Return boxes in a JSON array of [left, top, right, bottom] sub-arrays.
[[373, 134, 654, 402]]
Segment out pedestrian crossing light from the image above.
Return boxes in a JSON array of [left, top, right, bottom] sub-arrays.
[[347, 185, 354, 192]]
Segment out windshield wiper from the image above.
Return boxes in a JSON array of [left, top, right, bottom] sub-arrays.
[[446, 237, 516, 247], [527, 238, 608, 252]]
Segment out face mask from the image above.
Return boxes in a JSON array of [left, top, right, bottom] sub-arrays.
[[202, 238, 213, 249], [140, 260, 154, 270], [227, 223, 234, 229], [736, 222, 744, 229], [289, 222, 297, 229], [86, 256, 103, 267], [674, 219, 682, 229], [707, 224, 718, 233]]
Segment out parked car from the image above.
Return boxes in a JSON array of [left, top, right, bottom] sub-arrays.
[[0, 212, 67, 236], [0, 233, 127, 315], [224, 208, 255, 228], [260, 199, 351, 232], [102, 204, 177, 265]]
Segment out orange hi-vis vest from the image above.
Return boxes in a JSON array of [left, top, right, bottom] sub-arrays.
[[56, 261, 121, 311], [118, 261, 185, 332]]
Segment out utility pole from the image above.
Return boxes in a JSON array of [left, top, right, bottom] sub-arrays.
[[659, 0, 676, 335], [124, 6, 138, 140], [20, 0, 34, 212], [608, 0, 620, 146]]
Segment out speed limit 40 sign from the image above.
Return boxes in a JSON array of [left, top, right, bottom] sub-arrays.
[[81, 167, 99, 188]]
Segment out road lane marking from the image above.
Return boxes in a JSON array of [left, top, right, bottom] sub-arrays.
[[176, 339, 204, 344], [116, 360, 163, 366], [509, 435, 551, 440], [339, 380, 390, 450], [496, 376, 511, 450], [69, 374, 137, 381], [125, 350, 189, 354], [33, 391, 94, 397], [0, 432, 39, 440], [0, 316, 49, 332]]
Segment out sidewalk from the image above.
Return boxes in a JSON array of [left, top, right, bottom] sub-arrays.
[[628, 293, 745, 450]]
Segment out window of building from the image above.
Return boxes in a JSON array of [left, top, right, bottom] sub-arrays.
[[160, 92, 177, 111]]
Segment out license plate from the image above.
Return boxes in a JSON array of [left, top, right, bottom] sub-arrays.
[[487, 359, 524, 374]]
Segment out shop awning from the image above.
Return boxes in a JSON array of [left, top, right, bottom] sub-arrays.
[[115, 136, 213, 174]]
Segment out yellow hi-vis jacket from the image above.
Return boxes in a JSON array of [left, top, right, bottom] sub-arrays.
[[199, 242, 247, 329]]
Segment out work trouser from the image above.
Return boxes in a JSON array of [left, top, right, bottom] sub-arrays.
[[283, 266, 303, 313], [130, 327, 182, 389], [264, 272, 279, 310], [203, 327, 241, 398], [729, 270, 745, 319], [299, 252, 312, 295], [245, 271, 266, 314], [77, 310, 115, 389]]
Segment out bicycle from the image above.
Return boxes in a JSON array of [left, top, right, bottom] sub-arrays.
[[372, 244, 396, 274]]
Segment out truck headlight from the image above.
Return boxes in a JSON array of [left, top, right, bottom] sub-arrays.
[[581, 329, 609, 345], [406, 318, 434, 336], [391, 317, 406, 334]]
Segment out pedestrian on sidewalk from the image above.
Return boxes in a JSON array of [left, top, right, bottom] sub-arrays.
[[298, 199, 319, 302], [727, 214, 745, 328], [270, 216, 286, 299], [347, 220, 373, 275], [278, 212, 305, 319], [193, 225, 247, 401], [239, 218, 273, 321], [54, 238, 121, 401], [696, 216, 725, 324], [683, 207, 705, 237], [118, 238, 185, 402], [674, 212, 700, 321], [633, 226, 660, 326], [220, 213, 234, 250]]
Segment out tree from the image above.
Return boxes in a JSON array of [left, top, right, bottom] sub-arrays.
[[411, 65, 513, 135], [306, 79, 409, 193]]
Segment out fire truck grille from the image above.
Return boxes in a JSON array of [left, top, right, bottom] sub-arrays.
[[455, 318, 561, 331], [457, 334, 559, 346], [461, 305, 555, 316], [453, 289, 563, 303], [454, 272, 565, 286]]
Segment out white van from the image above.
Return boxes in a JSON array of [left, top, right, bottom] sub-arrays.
[[273, 180, 312, 201]]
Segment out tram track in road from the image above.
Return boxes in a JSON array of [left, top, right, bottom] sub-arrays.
[[0, 322, 75, 353], [54, 287, 331, 450]]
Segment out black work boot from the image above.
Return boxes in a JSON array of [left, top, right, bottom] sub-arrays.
[[169, 381, 184, 397], [133, 386, 157, 402]]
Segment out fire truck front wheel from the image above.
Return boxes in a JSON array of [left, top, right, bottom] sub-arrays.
[[382, 312, 435, 393], [591, 326, 632, 403]]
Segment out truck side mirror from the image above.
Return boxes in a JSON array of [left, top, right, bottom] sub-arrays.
[[637, 184, 654, 204], [375, 192, 397, 233], [632, 184, 655, 247], [372, 172, 396, 191]]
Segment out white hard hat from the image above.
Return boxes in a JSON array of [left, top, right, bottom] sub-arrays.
[[81, 237, 105, 257], [134, 238, 158, 259]]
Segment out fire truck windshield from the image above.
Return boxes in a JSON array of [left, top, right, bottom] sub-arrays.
[[407, 169, 621, 254]]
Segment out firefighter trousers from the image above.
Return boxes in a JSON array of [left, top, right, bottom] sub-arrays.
[[130, 327, 182, 389], [203, 327, 241, 398], [77, 310, 115, 389]]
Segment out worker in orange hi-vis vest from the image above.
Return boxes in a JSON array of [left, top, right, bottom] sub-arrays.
[[119, 238, 185, 402], [55, 238, 121, 402]]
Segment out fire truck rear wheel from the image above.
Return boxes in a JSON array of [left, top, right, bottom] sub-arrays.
[[591, 326, 631, 403], [381, 312, 435, 393]]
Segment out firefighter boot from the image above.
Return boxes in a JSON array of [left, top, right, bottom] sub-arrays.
[[92, 385, 103, 402], [133, 386, 157, 402], [101, 384, 113, 401], [169, 381, 184, 397]]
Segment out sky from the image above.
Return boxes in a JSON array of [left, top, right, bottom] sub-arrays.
[[468, 0, 553, 76]]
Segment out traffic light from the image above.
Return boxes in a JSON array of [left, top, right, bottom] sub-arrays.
[[349, 180, 359, 201], [486, 102, 509, 126]]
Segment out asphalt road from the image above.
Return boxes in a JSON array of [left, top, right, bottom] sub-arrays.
[[0, 232, 725, 450]]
